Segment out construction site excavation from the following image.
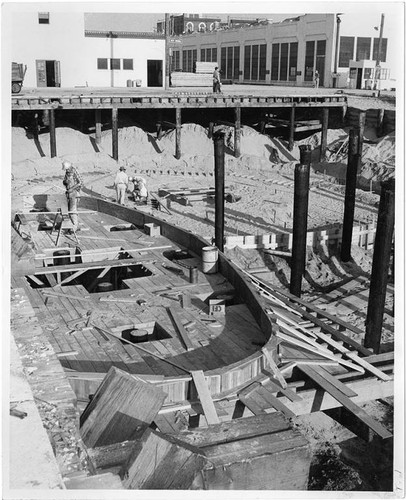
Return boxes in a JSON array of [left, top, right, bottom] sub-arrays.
[[9, 83, 397, 493]]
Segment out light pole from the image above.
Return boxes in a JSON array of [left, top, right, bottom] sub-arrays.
[[374, 14, 385, 92], [333, 14, 342, 88], [165, 13, 171, 90]]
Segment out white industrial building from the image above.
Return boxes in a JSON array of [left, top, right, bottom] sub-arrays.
[[9, 10, 166, 88]]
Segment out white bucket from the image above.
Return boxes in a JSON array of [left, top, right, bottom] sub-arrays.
[[202, 246, 218, 274]]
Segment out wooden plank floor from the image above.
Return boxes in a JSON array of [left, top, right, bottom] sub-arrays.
[[12, 209, 268, 381]]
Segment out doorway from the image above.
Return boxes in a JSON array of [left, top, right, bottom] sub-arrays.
[[147, 60, 163, 87], [315, 56, 325, 87], [36, 60, 61, 87]]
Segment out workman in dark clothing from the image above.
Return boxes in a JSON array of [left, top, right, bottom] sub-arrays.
[[62, 160, 83, 233], [213, 67, 221, 93]]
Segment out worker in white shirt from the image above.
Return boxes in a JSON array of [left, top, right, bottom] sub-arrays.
[[114, 166, 129, 205], [129, 176, 148, 203]]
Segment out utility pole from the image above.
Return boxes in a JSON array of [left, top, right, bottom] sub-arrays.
[[165, 13, 171, 90], [333, 14, 342, 88], [374, 14, 385, 92]]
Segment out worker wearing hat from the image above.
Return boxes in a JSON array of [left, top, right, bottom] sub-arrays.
[[62, 160, 83, 233], [114, 165, 129, 205], [131, 176, 148, 204]]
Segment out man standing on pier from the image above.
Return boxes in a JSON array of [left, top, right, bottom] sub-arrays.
[[62, 160, 83, 233], [114, 165, 129, 205]]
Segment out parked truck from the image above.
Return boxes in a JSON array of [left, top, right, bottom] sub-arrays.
[[12, 62, 27, 94]]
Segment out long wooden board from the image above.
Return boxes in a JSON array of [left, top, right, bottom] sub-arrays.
[[191, 370, 220, 425], [297, 365, 392, 439], [167, 307, 194, 351]]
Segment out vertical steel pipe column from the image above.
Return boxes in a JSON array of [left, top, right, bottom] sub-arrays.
[[364, 178, 395, 353], [320, 107, 329, 161], [95, 109, 102, 145], [175, 108, 181, 160], [357, 111, 366, 168], [112, 108, 118, 161], [234, 106, 241, 158], [288, 105, 296, 151], [213, 131, 225, 252], [290, 145, 312, 297], [49, 109, 57, 158], [340, 129, 359, 262]]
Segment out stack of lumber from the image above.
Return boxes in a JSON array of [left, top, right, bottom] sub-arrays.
[[195, 62, 218, 74], [171, 72, 212, 87]]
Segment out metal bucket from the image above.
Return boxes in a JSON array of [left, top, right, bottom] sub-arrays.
[[202, 246, 218, 274], [96, 281, 114, 293], [53, 249, 70, 267]]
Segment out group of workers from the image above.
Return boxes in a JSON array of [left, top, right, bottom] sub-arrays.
[[60, 160, 148, 235]]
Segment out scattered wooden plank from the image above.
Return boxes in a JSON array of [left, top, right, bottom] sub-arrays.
[[191, 370, 220, 425], [87, 440, 138, 469], [261, 347, 287, 388], [80, 366, 167, 448], [262, 377, 302, 403], [297, 365, 392, 440], [239, 394, 267, 415], [167, 307, 195, 351], [256, 386, 296, 418], [120, 428, 206, 489]]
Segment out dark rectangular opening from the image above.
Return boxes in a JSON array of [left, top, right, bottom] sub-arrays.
[[121, 322, 172, 343]]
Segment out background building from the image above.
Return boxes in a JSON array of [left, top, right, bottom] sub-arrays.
[[10, 11, 165, 88], [168, 13, 393, 89]]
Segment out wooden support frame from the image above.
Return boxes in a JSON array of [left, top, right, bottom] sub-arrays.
[[234, 106, 241, 158], [112, 108, 118, 161], [95, 109, 102, 145], [288, 105, 296, 151], [320, 107, 329, 161]]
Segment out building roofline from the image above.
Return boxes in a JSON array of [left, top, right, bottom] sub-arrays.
[[85, 30, 165, 39]]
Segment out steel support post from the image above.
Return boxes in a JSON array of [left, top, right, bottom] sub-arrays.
[[213, 131, 225, 252], [290, 145, 312, 297], [364, 178, 395, 353]]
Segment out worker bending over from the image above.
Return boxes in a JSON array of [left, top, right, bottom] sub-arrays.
[[129, 176, 148, 204], [62, 160, 83, 233], [114, 166, 129, 205]]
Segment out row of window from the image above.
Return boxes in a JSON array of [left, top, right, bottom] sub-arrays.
[[339, 37, 388, 67], [97, 58, 134, 70]]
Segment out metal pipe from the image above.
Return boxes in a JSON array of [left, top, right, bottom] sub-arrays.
[[165, 13, 171, 90], [341, 129, 359, 262], [213, 131, 225, 252], [175, 107, 181, 159], [374, 14, 385, 91], [95, 109, 102, 145], [320, 107, 329, 161], [234, 106, 241, 158], [364, 178, 395, 353], [288, 105, 296, 151], [290, 145, 311, 297]]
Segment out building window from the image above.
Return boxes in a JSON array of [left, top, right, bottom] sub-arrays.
[[244, 44, 266, 81], [97, 58, 108, 70], [172, 50, 181, 71], [356, 37, 371, 61], [221, 45, 239, 81], [233, 46, 240, 80], [373, 38, 388, 62], [110, 58, 121, 70], [271, 44, 280, 80], [38, 12, 50, 24], [289, 42, 298, 81], [364, 67, 374, 79], [123, 59, 133, 70], [380, 68, 390, 80], [201, 48, 217, 63], [339, 36, 354, 67], [280, 43, 289, 81], [304, 41, 315, 81], [182, 49, 197, 72]]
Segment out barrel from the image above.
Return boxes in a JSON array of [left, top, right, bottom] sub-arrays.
[[53, 249, 70, 267], [96, 281, 114, 293], [202, 246, 218, 274], [130, 329, 149, 343]]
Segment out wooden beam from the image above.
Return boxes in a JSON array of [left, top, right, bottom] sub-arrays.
[[234, 106, 241, 158], [191, 370, 220, 425], [112, 108, 118, 161], [167, 307, 194, 351], [54, 268, 87, 288], [297, 364, 392, 439], [175, 107, 181, 159], [288, 105, 295, 151], [261, 347, 287, 388], [49, 109, 57, 157], [320, 107, 329, 161], [256, 387, 296, 418], [95, 109, 102, 145]]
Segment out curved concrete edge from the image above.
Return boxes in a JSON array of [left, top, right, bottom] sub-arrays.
[[5, 336, 65, 493]]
